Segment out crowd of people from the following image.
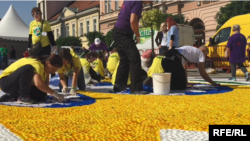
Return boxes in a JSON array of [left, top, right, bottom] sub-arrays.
[[0, 1, 249, 104]]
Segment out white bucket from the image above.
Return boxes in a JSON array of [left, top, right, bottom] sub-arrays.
[[152, 73, 171, 95]]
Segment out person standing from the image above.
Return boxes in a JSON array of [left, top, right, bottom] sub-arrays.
[[28, 7, 56, 56], [112, 1, 152, 94], [226, 24, 249, 81], [10, 46, 16, 59], [155, 23, 168, 55], [166, 17, 179, 49], [1, 44, 9, 69]]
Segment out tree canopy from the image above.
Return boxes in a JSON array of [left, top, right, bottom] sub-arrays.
[[56, 36, 82, 46], [215, 1, 250, 30], [140, 9, 164, 31]]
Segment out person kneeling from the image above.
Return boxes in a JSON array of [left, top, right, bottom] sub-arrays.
[[80, 52, 101, 84], [176, 46, 220, 86], [0, 54, 64, 104], [58, 48, 86, 95], [144, 49, 187, 90], [107, 48, 120, 78]]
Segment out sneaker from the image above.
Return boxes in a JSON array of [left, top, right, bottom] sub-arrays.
[[131, 91, 149, 95], [228, 77, 236, 81], [0, 94, 17, 102], [245, 72, 250, 81], [113, 85, 127, 92], [17, 95, 36, 104]]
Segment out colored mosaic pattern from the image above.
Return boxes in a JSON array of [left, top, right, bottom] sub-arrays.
[[0, 84, 250, 141]]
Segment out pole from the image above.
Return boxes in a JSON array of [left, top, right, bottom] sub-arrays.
[[150, 2, 155, 66]]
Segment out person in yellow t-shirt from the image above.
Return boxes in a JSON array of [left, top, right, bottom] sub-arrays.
[[80, 52, 101, 83], [143, 55, 165, 86], [107, 48, 120, 75], [91, 56, 105, 79], [58, 48, 85, 95], [0, 54, 64, 104], [28, 7, 56, 56]]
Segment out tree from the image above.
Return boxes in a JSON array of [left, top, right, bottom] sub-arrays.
[[140, 9, 164, 31], [215, 1, 250, 30], [104, 29, 113, 48], [163, 13, 189, 24], [56, 36, 82, 46], [85, 31, 105, 46]]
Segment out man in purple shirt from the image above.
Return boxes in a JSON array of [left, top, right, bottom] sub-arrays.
[[89, 38, 108, 53], [112, 1, 152, 94], [226, 24, 249, 81]]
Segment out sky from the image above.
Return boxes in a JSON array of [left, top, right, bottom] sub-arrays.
[[0, 1, 37, 26]]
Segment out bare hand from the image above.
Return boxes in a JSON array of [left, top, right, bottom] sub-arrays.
[[159, 45, 162, 48], [212, 83, 220, 87], [136, 36, 140, 44]]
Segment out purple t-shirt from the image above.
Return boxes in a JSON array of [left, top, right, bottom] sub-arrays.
[[89, 42, 108, 52], [227, 33, 247, 63], [115, 1, 143, 32]]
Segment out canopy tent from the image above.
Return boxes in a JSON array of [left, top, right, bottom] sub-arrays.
[[0, 5, 29, 41]]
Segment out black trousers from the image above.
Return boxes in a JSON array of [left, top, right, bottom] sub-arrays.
[[59, 68, 86, 92], [0, 65, 47, 101], [230, 62, 247, 78], [89, 67, 101, 82], [112, 27, 143, 93]]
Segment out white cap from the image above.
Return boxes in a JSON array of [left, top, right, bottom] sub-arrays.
[[95, 38, 101, 45]]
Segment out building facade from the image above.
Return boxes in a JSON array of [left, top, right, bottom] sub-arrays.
[[47, 1, 100, 47], [100, 0, 231, 46]]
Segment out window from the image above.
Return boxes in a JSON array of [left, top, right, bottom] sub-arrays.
[[213, 27, 231, 45], [66, 24, 69, 37], [115, 1, 119, 11], [72, 24, 75, 36], [86, 21, 89, 33], [61, 26, 63, 37], [108, 0, 112, 13], [93, 19, 97, 31], [105, 0, 108, 13], [80, 23, 83, 36], [56, 28, 59, 39]]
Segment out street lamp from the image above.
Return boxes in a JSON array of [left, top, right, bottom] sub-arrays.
[[149, 0, 165, 65]]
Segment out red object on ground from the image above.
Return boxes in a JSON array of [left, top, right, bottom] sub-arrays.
[[23, 51, 30, 57]]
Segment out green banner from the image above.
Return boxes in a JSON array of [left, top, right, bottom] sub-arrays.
[[139, 28, 155, 44]]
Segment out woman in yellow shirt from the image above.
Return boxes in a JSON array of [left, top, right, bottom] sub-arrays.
[[107, 48, 120, 75], [80, 52, 101, 83], [0, 54, 64, 104], [91, 55, 105, 79], [58, 48, 85, 95], [28, 7, 56, 56]]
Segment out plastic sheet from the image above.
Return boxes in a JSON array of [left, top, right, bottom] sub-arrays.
[[49, 75, 72, 86]]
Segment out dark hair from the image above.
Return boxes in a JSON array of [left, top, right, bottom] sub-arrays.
[[58, 48, 73, 68], [31, 7, 42, 14], [31, 54, 63, 68], [86, 52, 98, 59], [98, 54, 104, 59]]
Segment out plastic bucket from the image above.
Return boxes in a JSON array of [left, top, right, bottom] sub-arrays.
[[152, 73, 171, 95]]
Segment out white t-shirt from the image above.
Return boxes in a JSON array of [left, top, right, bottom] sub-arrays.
[[161, 31, 168, 46], [175, 46, 205, 65]]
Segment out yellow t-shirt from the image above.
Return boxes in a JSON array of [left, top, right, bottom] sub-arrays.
[[0, 58, 47, 81], [107, 52, 120, 74], [29, 20, 52, 47], [91, 58, 105, 77], [147, 55, 165, 77], [112, 61, 131, 85], [57, 49, 81, 76], [80, 58, 90, 72]]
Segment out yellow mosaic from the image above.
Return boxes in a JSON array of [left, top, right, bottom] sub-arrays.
[[1, 85, 250, 141]]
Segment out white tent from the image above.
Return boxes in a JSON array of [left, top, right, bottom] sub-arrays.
[[0, 5, 29, 41]]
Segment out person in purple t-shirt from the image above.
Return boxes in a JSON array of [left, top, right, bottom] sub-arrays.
[[226, 24, 249, 81], [112, 1, 152, 94], [89, 38, 108, 53]]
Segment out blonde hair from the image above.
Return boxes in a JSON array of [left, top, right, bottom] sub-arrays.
[[160, 22, 166, 31]]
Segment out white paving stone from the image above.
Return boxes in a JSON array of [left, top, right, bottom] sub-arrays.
[[160, 129, 208, 141], [0, 124, 22, 141]]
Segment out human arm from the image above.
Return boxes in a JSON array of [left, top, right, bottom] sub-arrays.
[[71, 67, 80, 89], [46, 73, 49, 86], [168, 26, 178, 49], [155, 32, 161, 48], [198, 62, 220, 86], [130, 13, 140, 43], [58, 73, 67, 88]]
